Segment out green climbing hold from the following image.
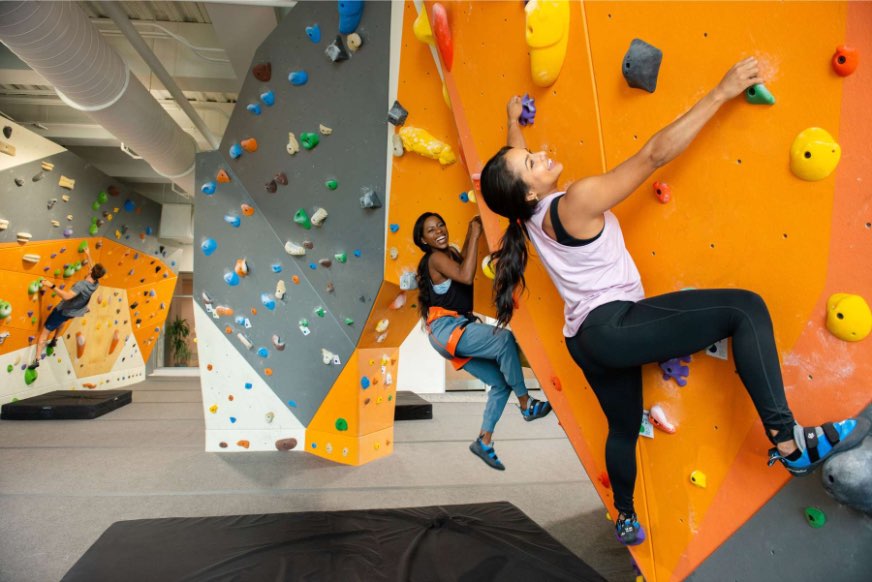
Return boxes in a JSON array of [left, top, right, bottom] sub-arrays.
[[74, 261, 82, 271], [388, 394, 393, 401], [11, 397, 18, 402], [24, 368, 38, 386], [27, 279, 41, 294], [804, 507, 826, 528], [745, 83, 775, 105], [30, 316, 37, 325], [64, 266, 75, 278], [344, 317, 354, 325], [294, 208, 312, 230], [335, 418, 348, 431], [6, 364, 12, 373], [299, 318, 309, 327], [300, 132, 320, 150], [97, 191, 108, 204], [89, 224, 99, 236], [78, 241, 89, 253], [46, 345, 54, 356], [91, 201, 100, 211], [314, 306, 326, 318], [325, 179, 338, 190], [335, 252, 347, 264]]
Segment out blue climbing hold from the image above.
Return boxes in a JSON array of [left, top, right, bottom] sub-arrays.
[[389, 223, 400, 233], [245, 382, 253, 389], [459, 192, 469, 203], [224, 214, 241, 228], [338, 0, 364, 34], [123, 199, 135, 212], [309, 262, 317, 270], [229, 143, 243, 159], [306, 23, 321, 43], [287, 400, 297, 408], [145, 226, 153, 236], [260, 90, 275, 106], [271, 263, 282, 273], [235, 316, 245, 326], [201, 181, 216, 195], [289, 70, 309, 86], [361, 376, 370, 389], [261, 293, 276, 310], [257, 347, 269, 358], [353, 249, 362, 257], [224, 271, 240, 286], [246, 103, 262, 116], [230, 417, 237, 424]]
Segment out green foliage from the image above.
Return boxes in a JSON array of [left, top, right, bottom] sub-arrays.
[[167, 315, 191, 366]]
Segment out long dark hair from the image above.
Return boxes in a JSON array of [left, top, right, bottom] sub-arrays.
[[479, 146, 538, 327], [413, 212, 445, 322]]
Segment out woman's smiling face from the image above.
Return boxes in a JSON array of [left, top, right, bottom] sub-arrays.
[[504, 147, 563, 199], [421, 215, 449, 250]]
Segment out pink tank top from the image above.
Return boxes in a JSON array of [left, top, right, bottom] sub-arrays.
[[526, 192, 645, 337]]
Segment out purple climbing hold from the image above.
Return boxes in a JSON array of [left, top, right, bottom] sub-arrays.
[[519, 94, 536, 126], [660, 355, 692, 387]]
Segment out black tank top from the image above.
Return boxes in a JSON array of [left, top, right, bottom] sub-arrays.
[[428, 254, 474, 315], [550, 194, 604, 246]]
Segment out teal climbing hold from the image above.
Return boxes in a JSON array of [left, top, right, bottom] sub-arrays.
[[294, 209, 312, 229], [745, 83, 775, 105]]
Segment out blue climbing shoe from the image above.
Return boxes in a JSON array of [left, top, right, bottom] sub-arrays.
[[615, 512, 646, 546], [469, 437, 505, 471], [522, 397, 552, 421], [768, 417, 871, 477]]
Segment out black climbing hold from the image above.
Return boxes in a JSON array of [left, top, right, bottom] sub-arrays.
[[388, 100, 409, 126], [360, 187, 382, 209], [622, 38, 663, 93], [14, 178, 24, 187], [325, 35, 350, 62], [2, 126, 11, 139]]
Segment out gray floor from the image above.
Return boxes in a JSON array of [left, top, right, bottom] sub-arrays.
[[0, 377, 635, 582]]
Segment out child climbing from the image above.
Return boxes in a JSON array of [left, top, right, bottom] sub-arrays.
[[29, 245, 106, 369], [478, 57, 871, 544], [413, 212, 552, 470]]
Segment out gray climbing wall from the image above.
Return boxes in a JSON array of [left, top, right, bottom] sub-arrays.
[[193, 1, 391, 428]]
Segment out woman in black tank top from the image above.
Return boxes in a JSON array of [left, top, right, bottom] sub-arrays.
[[413, 212, 553, 470]]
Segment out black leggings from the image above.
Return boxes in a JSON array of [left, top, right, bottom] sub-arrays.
[[565, 289, 796, 514]]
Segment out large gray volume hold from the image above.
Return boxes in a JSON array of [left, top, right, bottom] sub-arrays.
[[622, 38, 663, 93]]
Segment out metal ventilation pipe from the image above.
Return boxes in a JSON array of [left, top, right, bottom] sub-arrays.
[[0, 1, 197, 194]]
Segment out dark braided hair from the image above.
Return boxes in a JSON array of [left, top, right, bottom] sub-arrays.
[[413, 212, 446, 322], [479, 146, 538, 327]]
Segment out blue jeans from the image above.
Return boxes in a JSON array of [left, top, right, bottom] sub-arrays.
[[429, 315, 528, 433]]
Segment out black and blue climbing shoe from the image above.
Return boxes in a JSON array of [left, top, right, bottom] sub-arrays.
[[768, 417, 871, 476], [615, 511, 646, 546], [469, 437, 505, 471], [522, 397, 553, 422]]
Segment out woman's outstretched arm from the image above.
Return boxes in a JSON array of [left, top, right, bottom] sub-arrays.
[[506, 95, 527, 149]]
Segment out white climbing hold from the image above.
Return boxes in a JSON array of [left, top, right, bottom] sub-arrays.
[[16, 232, 32, 243], [319, 124, 333, 135], [237, 333, 254, 350], [0, 219, 8, 231], [389, 292, 406, 310], [22, 254, 40, 264], [391, 134, 404, 157], [284, 241, 306, 256], [375, 319, 390, 333], [347, 33, 362, 51], [276, 280, 287, 300], [311, 207, 328, 227], [286, 132, 300, 155], [321, 348, 337, 365], [649, 404, 676, 434], [272, 334, 286, 351], [389, 247, 398, 260]]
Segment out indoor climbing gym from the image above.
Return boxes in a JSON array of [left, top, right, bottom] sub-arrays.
[[1, 1, 870, 581]]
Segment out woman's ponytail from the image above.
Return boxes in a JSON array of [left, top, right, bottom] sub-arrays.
[[492, 220, 528, 327]]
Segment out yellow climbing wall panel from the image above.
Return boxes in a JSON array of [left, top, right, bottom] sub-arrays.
[[415, 1, 870, 580]]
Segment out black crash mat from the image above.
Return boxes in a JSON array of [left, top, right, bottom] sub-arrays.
[[63, 501, 604, 582], [394, 390, 433, 421], [1, 390, 131, 420]]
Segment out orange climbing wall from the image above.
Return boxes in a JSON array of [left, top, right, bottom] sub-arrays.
[[416, 1, 871, 580]]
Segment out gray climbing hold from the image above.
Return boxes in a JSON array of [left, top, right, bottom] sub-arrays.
[[360, 187, 382, 209], [388, 100, 409, 126], [821, 403, 872, 515], [14, 178, 24, 187], [325, 35, 350, 62], [622, 38, 663, 93]]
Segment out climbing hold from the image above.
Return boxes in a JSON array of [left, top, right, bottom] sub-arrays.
[[246, 103, 262, 116], [58, 175, 75, 190], [353, 249, 362, 257], [216, 169, 231, 183], [2, 126, 10, 139], [389, 292, 406, 310], [391, 134, 404, 157], [261, 293, 276, 311], [346, 33, 362, 52], [0, 300, 11, 319], [286, 133, 300, 155], [201, 181, 216, 195], [235, 259, 249, 277], [334, 252, 347, 263], [289, 70, 309, 86], [519, 94, 536, 126], [257, 347, 269, 358], [399, 127, 456, 165], [430, 3, 453, 71], [389, 247, 398, 260], [622, 38, 663, 93], [361, 376, 371, 389], [300, 132, 320, 150], [399, 271, 418, 290], [292, 275, 300, 285], [201, 238, 217, 256], [76, 331, 86, 358], [660, 355, 691, 386], [304, 21, 322, 42], [275, 279, 286, 299], [338, 0, 363, 34], [272, 335, 286, 351], [241, 204, 255, 217], [229, 143, 243, 160], [826, 293, 872, 342], [224, 214, 241, 228], [260, 90, 275, 106], [335, 417, 349, 431], [224, 271, 240, 286], [16, 232, 32, 244], [275, 438, 297, 451], [360, 187, 382, 209], [387, 100, 409, 126], [653, 181, 671, 204], [525, 0, 570, 87], [241, 138, 258, 153], [237, 440, 250, 449], [325, 179, 338, 190], [314, 306, 326, 317], [294, 209, 312, 230], [47, 199, 58, 210], [344, 317, 354, 325], [375, 319, 390, 333], [413, 5, 434, 44], [790, 127, 841, 181], [14, 178, 23, 187], [745, 83, 775, 105], [265, 180, 277, 194], [832, 45, 859, 77], [388, 223, 400, 234], [481, 254, 496, 279], [649, 404, 676, 433], [311, 207, 328, 227], [275, 172, 288, 186], [318, 124, 333, 136], [237, 333, 253, 350], [319, 258, 332, 268], [22, 254, 40, 264], [27, 279, 42, 295], [253, 62, 271, 82], [108, 330, 121, 355], [690, 470, 707, 488], [24, 367, 38, 386], [284, 241, 306, 256], [321, 348, 337, 364], [804, 507, 826, 528]]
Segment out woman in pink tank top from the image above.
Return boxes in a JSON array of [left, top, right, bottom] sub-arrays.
[[478, 58, 869, 546]]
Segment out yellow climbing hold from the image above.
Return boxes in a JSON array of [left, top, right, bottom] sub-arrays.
[[826, 293, 872, 342], [789, 127, 841, 181], [413, 7, 434, 44], [209, 404, 218, 414], [481, 254, 496, 280], [690, 470, 707, 488], [398, 127, 456, 166], [525, 0, 571, 88]]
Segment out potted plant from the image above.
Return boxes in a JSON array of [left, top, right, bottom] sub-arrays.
[[166, 315, 191, 367]]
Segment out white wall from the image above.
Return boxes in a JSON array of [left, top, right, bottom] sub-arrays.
[[0, 120, 66, 171], [396, 323, 446, 394]]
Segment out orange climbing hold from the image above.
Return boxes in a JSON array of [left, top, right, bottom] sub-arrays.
[[216, 168, 231, 183], [241, 204, 255, 216], [292, 275, 300, 285], [207, 364, 213, 371], [82, 382, 97, 389], [75, 331, 86, 358], [237, 440, 251, 449], [264, 368, 273, 376], [832, 45, 859, 77], [241, 138, 258, 153], [108, 329, 120, 354]]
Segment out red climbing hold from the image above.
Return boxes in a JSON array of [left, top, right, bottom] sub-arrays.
[[832, 45, 859, 77], [252, 62, 271, 82], [430, 4, 453, 72], [653, 181, 671, 204]]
